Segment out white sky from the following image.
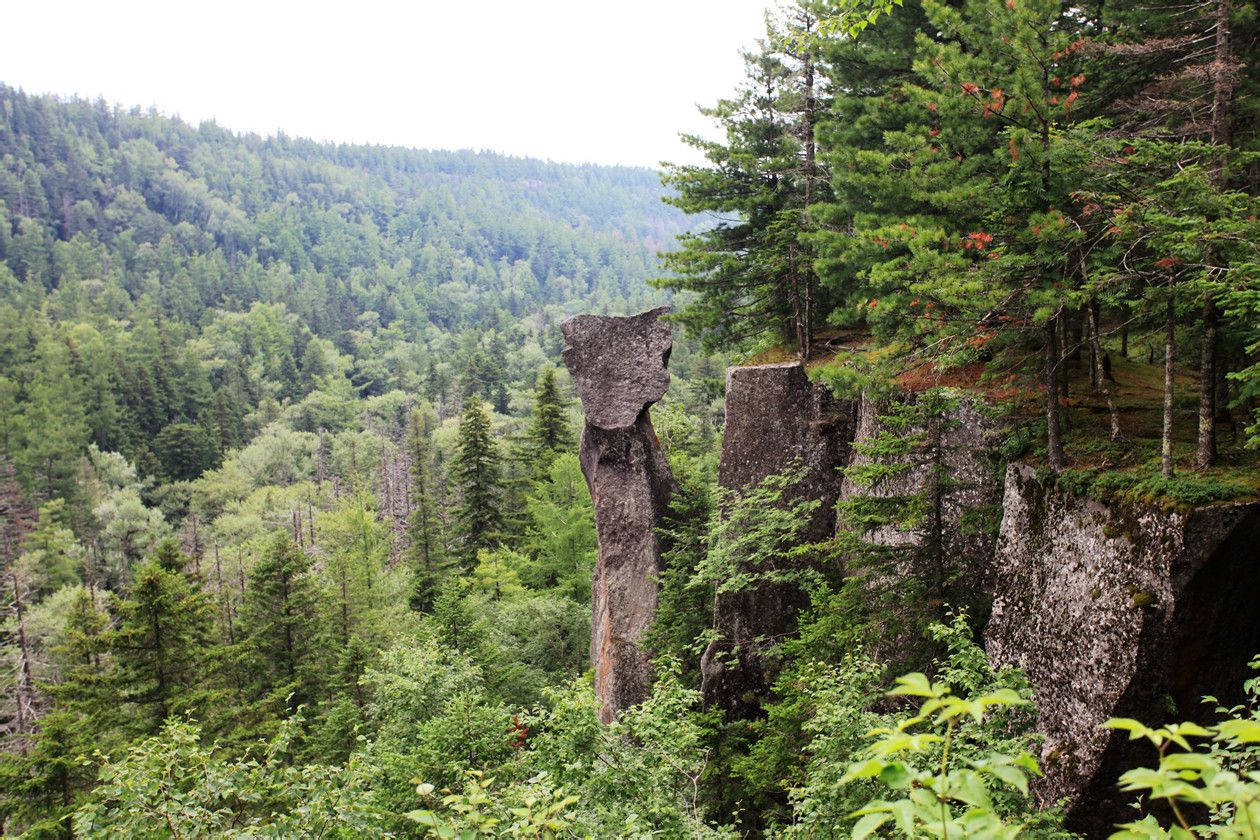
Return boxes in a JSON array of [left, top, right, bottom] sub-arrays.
[[1, 0, 773, 169]]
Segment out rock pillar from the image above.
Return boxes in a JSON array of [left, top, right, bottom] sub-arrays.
[[561, 306, 677, 723], [700, 362, 855, 718]]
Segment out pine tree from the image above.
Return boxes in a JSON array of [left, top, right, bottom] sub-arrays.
[[451, 395, 504, 570]]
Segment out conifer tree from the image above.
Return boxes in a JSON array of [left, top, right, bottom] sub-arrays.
[[1, 588, 110, 834], [106, 539, 222, 736], [525, 367, 575, 473], [405, 409, 444, 611], [658, 36, 802, 354], [239, 532, 324, 716], [451, 395, 504, 569]]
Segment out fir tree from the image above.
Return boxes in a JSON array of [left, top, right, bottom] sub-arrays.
[[239, 532, 324, 716], [524, 367, 575, 476], [106, 540, 223, 736]]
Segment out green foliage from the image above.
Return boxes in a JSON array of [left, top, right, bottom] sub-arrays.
[[239, 532, 325, 716], [359, 631, 514, 825], [833, 390, 987, 673], [406, 407, 445, 611], [1105, 657, 1260, 838], [407, 771, 580, 839], [765, 613, 1071, 837], [72, 716, 379, 837], [521, 659, 735, 837], [839, 668, 1038, 838], [523, 367, 575, 478], [519, 454, 597, 602], [104, 546, 224, 737], [453, 396, 506, 568], [646, 441, 717, 677], [696, 465, 823, 598]]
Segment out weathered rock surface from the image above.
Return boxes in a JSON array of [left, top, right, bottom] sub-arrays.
[[561, 307, 677, 723], [986, 464, 1260, 833], [700, 362, 856, 718]]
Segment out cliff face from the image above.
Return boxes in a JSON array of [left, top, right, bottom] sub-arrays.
[[986, 464, 1260, 833], [561, 307, 677, 724], [700, 362, 856, 718]]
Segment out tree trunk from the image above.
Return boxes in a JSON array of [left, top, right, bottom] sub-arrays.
[[1089, 300, 1123, 441], [10, 572, 36, 754], [1163, 290, 1176, 478], [1197, 296, 1218, 467], [1088, 309, 1098, 390], [1196, 0, 1233, 468], [1045, 314, 1065, 471], [1057, 314, 1071, 433]]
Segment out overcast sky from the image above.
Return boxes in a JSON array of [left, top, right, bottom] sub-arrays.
[[1, 0, 774, 169]]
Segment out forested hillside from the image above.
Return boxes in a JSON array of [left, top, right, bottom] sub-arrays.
[[0, 83, 729, 836]]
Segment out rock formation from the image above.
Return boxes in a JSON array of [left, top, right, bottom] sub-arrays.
[[563, 328, 1260, 823], [986, 464, 1260, 833], [561, 306, 677, 723], [700, 362, 856, 718]]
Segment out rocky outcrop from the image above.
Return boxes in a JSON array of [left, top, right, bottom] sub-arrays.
[[561, 307, 677, 724], [986, 464, 1260, 834], [560, 321, 1260, 829], [700, 362, 856, 718]]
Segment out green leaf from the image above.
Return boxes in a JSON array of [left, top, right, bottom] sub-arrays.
[[842, 759, 887, 783], [1216, 719, 1260, 743], [878, 762, 914, 789], [1105, 718, 1151, 740], [889, 672, 936, 698], [985, 761, 1030, 796], [852, 811, 891, 840]]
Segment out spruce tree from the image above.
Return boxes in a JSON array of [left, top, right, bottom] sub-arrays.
[[106, 539, 222, 736], [451, 395, 504, 570], [524, 367, 574, 475]]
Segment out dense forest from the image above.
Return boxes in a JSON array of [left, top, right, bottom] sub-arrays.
[[0, 0, 1258, 836]]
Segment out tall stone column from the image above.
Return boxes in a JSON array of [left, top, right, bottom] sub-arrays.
[[561, 307, 677, 723], [700, 361, 855, 718]]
